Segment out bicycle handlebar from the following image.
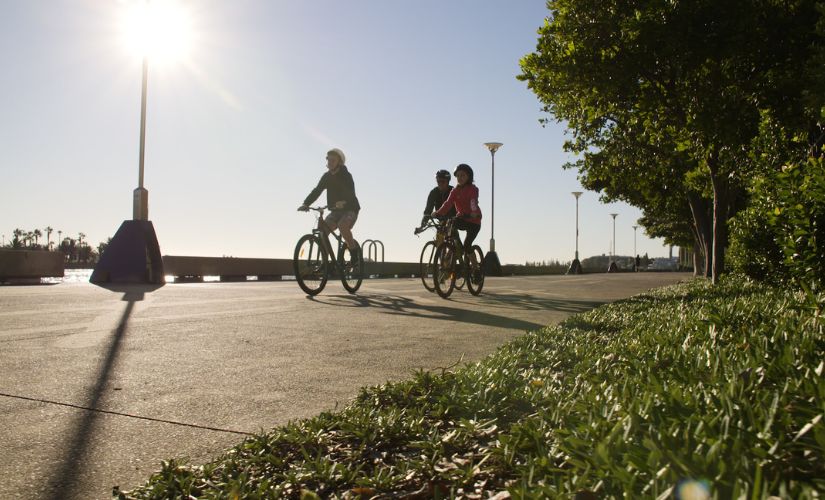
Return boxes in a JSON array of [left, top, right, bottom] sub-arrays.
[[298, 205, 328, 213]]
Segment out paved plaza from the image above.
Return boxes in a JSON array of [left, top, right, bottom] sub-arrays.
[[0, 273, 690, 499]]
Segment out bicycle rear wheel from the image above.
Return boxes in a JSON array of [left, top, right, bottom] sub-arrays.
[[419, 241, 437, 292], [293, 234, 328, 296], [466, 245, 485, 296], [339, 246, 363, 294], [433, 242, 457, 298]]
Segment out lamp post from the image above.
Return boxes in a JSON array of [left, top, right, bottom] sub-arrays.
[[567, 191, 583, 274], [91, 1, 165, 285], [483, 142, 503, 276], [607, 213, 618, 273], [633, 224, 639, 272], [134, 54, 149, 220]]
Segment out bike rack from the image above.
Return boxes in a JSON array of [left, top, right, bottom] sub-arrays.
[[362, 239, 384, 263]]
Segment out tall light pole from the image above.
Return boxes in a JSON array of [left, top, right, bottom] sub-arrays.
[[134, 54, 149, 220], [483, 142, 503, 276], [607, 213, 618, 273], [92, 0, 170, 285], [567, 191, 583, 274]]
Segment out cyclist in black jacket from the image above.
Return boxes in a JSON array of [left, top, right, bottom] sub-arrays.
[[298, 148, 361, 259], [416, 170, 455, 231]]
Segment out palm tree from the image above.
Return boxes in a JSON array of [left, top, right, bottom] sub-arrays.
[[78, 233, 85, 248], [25, 231, 33, 247], [12, 228, 23, 249], [33, 229, 42, 247], [45, 226, 53, 250]]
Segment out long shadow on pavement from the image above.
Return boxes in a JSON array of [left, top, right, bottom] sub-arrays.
[[307, 291, 602, 333], [476, 291, 606, 314], [45, 285, 156, 500]]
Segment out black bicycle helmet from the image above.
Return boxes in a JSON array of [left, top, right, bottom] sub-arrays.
[[435, 169, 451, 180], [453, 163, 474, 183]]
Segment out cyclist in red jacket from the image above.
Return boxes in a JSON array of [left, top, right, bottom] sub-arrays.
[[432, 163, 482, 254]]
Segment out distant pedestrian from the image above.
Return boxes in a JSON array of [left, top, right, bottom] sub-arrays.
[[635, 254, 641, 272]]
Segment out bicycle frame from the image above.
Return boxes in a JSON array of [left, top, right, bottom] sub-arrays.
[[310, 207, 349, 273], [440, 217, 466, 264], [418, 216, 453, 247]]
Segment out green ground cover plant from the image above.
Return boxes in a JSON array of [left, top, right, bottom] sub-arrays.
[[119, 277, 824, 499]]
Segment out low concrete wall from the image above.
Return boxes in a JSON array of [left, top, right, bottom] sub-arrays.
[[0, 249, 65, 280], [0, 252, 564, 283], [162, 255, 421, 282]]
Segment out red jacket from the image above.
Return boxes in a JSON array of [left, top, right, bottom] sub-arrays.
[[434, 184, 482, 224]]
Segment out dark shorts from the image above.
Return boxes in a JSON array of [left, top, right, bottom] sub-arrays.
[[325, 210, 358, 228]]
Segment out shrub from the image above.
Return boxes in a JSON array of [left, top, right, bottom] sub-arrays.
[[729, 156, 825, 291]]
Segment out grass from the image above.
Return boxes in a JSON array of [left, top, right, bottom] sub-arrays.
[[117, 276, 824, 499]]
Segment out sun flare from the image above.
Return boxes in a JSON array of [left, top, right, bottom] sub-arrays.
[[118, 0, 193, 64]]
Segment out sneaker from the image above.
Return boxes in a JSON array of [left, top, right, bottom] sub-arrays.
[[349, 245, 361, 263]]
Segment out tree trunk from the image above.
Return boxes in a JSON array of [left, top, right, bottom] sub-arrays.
[[707, 149, 729, 285], [687, 191, 713, 278], [689, 226, 704, 277]]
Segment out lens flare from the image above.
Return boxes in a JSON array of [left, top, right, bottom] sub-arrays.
[[119, 0, 193, 64]]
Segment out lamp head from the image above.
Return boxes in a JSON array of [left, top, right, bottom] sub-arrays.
[[610, 213, 618, 219], [572, 191, 583, 198], [483, 142, 503, 153]]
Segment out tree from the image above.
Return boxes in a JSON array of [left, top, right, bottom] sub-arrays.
[[33, 229, 42, 247], [45, 226, 53, 250], [519, 0, 822, 283], [12, 228, 23, 249]]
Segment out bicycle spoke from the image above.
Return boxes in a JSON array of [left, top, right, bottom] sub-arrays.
[[467, 245, 485, 296], [419, 241, 437, 292], [293, 235, 328, 295], [340, 246, 363, 294]]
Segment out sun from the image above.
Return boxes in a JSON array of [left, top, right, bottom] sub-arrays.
[[118, 0, 193, 64]]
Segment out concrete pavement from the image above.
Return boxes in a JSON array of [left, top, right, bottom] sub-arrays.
[[0, 273, 691, 499]]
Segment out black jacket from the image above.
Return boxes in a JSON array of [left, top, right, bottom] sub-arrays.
[[303, 166, 361, 211], [421, 185, 454, 225]]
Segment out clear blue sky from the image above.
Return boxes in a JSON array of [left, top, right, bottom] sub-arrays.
[[0, 0, 670, 264]]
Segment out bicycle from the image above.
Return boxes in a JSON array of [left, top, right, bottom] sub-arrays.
[[415, 216, 465, 293], [293, 206, 363, 296], [431, 217, 485, 298]]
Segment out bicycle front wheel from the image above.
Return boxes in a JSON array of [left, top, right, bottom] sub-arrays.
[[419, 241, 437, 292], [293, 234, 328, 296], [466, 245, 485, 296], [433, 242, 457, 298], [339, 246, 363, 294]]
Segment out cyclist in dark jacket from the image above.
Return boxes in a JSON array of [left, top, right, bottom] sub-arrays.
[[417, 169, 455, 230], [298, 148, 361, 259]]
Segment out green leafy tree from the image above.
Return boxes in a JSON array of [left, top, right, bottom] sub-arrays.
[[519, 0, 821, 283]]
